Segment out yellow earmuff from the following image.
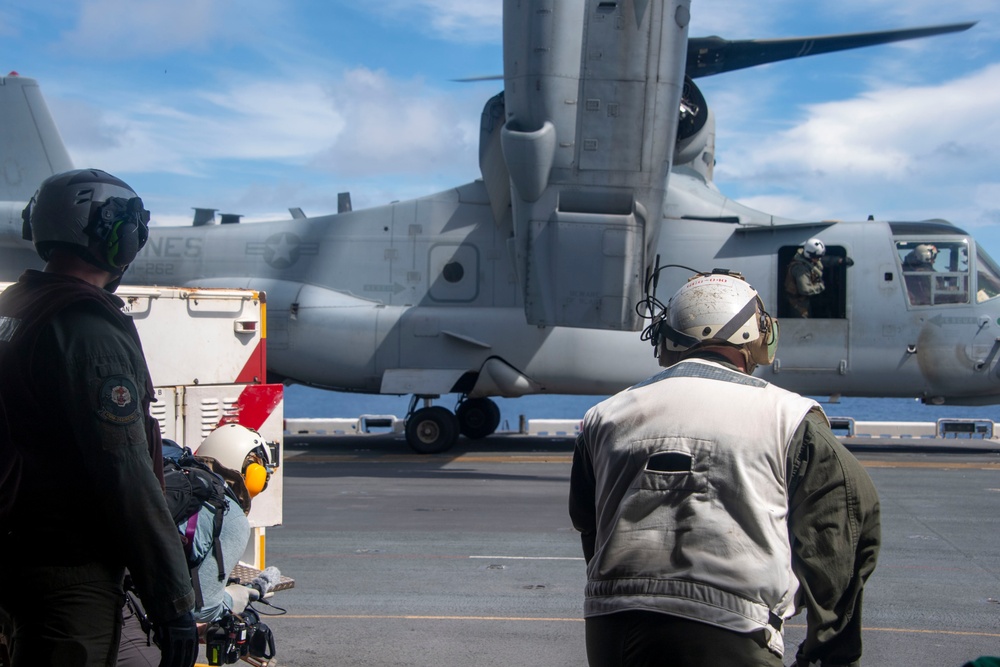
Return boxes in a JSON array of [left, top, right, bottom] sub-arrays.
[[244, 462, 269, 498]]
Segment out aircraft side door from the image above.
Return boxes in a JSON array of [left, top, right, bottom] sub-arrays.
[[772, 244, 850, 377]]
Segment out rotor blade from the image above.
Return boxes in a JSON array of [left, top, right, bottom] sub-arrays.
[[451, 74, 503, 83], [687, 21, 977, 78]]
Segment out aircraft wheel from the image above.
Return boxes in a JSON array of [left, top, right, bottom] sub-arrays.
[[456, 398, 501, 440], [405, 406, 459, 454]]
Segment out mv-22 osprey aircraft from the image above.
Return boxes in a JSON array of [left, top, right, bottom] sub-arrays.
[[1, 2, 997, 453]]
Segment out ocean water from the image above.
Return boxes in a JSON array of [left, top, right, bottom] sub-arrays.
[[283, 383, 1000, 428]]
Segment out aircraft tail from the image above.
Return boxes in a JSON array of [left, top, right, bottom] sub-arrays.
[[0, 73, 73, 202]]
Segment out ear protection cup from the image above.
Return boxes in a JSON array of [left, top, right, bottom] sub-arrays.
[[90, 196, 150, 268], [106, 217, 143, 268], [243, 462, 270, 498], [745, 313, 779, 366], [20, 196, 35, 242]]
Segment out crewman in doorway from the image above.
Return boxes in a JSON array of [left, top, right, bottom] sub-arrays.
[[784, 237, 854, 317]]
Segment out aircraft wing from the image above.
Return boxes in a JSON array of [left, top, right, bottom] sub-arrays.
[[686, 22, 976, 78]]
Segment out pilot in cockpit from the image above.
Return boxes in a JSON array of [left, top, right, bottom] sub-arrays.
[[902, 244, 937, 305], [904, 244, 938, 271]]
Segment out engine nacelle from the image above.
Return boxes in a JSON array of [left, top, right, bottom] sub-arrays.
[[501, 0, 691, 332], [673, 77, 715, 183]]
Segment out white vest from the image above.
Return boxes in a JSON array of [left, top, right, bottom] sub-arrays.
[[580, 358, 821, 655]]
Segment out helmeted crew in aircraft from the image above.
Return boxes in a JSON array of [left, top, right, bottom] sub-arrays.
[[570, 270, 881, 667], [784, 237, 855, 318], [902, 244, 939, 305]]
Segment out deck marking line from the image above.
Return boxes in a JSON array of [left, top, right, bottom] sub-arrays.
[[288, 454, 1000, 470], [271, 614, 583, 622], [265, 615, 1000, 637], [469, 555, 585, 561]]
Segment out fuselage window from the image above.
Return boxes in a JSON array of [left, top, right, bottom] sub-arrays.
[[976, 246, 1000, 303], [894, 239, 969, 306], [777, 244, 849, 319], [442, 261, 464, 283]]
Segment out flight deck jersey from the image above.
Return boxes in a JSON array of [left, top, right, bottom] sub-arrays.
[[576, 358, 819, 656]]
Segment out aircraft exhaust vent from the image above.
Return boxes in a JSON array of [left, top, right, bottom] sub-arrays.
[[191, 208, 217, 226], [338, 192, 352, 214]]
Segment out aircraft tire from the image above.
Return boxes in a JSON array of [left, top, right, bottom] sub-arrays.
[[456, 397, 501, 440], [405, 406, 460, 454]]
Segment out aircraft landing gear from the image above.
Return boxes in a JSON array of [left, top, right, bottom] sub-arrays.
[[403, 396, 501, 454], [455, 397, 501, 440], [405, 397, 459, 454]]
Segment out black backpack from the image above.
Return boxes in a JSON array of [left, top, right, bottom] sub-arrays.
[[163, 448, 240, 608]]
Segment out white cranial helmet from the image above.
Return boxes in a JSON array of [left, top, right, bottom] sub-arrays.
[[657, 271, 777, 366], [914, 244, 938, 263], [196, 423, 272, 497], [802, 237, 826, 259]]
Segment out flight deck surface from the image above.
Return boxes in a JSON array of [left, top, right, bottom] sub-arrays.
[[262, 432, 999, 666]]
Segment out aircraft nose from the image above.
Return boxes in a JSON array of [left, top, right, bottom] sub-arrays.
[[914, 310, 1000, 403]]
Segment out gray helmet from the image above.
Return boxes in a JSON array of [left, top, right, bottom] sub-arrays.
[[21, 168, 150, 271]]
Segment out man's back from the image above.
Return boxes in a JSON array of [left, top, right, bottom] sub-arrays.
[[575, 358, 817, 649]]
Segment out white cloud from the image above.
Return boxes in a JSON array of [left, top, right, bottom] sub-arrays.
[[58, 0, 287, 59], [50, 64, 483, 220], [828, 0, 998, 27], [375, 0, 502, 42], [710, 62, 1000, 226], [311, 67, 481, 178], [719, 64, 1000, 173], [62, 0, 221, 56], [689, 0, 796, 37], [58, 66, 482, 175]]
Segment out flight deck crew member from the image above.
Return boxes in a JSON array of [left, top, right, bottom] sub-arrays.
[[784, 237, 854, 317], [118, 425, 282, 666], [569, 271, 881, 667], [0, 169, 198, 667]]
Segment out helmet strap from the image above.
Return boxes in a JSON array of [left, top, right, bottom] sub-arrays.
[[713, 297, 760, 343]]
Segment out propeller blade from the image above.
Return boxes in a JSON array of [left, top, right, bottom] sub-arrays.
[[451, 74, 504, 83], [687, 21, 977, 78], [455, 22, 976, 84]]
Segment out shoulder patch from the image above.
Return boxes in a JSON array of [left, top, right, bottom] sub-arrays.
[[97, 376, 141, 424]]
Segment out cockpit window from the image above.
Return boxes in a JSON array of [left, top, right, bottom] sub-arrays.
[[895, 240, 969, 306], [976, 246, 1000, 303]]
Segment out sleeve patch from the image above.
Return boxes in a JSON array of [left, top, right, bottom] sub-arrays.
[[97, 376, 141, 424]]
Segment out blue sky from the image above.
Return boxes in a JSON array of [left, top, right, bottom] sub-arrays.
[[5, 1, 1000, 253]]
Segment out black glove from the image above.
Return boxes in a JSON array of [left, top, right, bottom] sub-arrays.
[[154, 611, 199, 667], [844, 256, 855, 267]]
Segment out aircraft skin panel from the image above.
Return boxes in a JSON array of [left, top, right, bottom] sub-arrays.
[[503, 0, 690, 330], [0, 75, 73, 203]]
